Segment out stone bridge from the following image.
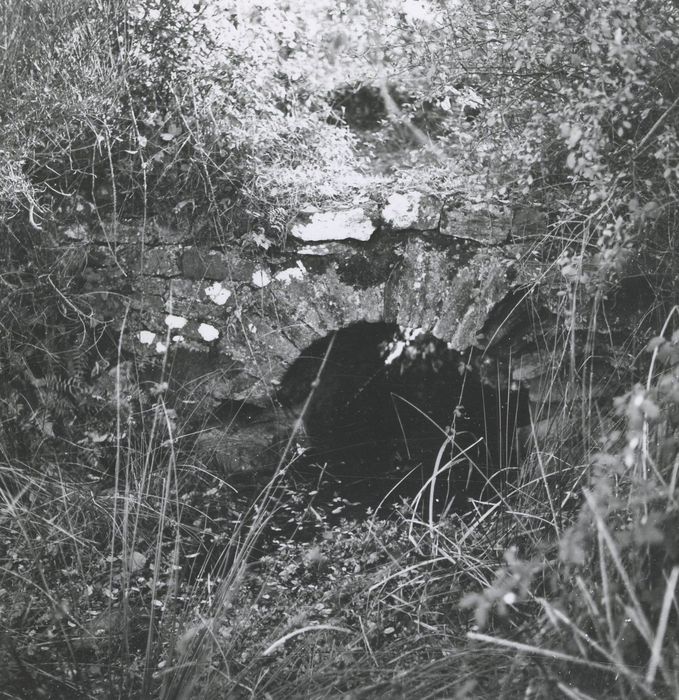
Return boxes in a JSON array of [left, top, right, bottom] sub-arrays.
[[63, 191, 545, 410]]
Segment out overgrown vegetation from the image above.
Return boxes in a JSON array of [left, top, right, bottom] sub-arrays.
[[1, 0, 679, 698]]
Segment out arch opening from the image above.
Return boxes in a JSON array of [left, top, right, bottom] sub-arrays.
[[275, 320, 530, 513]]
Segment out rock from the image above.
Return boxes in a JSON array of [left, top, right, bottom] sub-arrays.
[[435, 251, 513, 349], [181, 248, 229, 280], [511, 207, 548, 239], [149, 219, 189, 244], [290, 207, 375, 242], [440, 198, 510, 244], [265, 264, 386, 345], [192, 419, 282, 474], [141, 247, 179, 277], [386, 237, 462, 333], [385, 238, 513, 349], [382, 191, 441, 230]]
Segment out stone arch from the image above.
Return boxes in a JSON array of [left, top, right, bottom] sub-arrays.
[[62, 194, 543, 452]]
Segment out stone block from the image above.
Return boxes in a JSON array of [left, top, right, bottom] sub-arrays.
[[440, 198, 510, 244], [382, 191, 442, 230], [181, 248, 229, 280], [291, 206, 375, 242]]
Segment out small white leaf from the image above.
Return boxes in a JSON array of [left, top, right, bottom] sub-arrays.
[[252, 269, 271, 287], [198, 323, 219, 342], [566, 125, 582, 148], [138, 330, 156, 345], [128, 551, 146, 573], [165, 314, 187, 330]]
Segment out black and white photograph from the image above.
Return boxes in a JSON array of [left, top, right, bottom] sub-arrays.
[[1, 1, 678, 697]]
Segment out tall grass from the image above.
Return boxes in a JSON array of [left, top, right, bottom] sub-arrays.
[[2, 311, 678, 698]]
